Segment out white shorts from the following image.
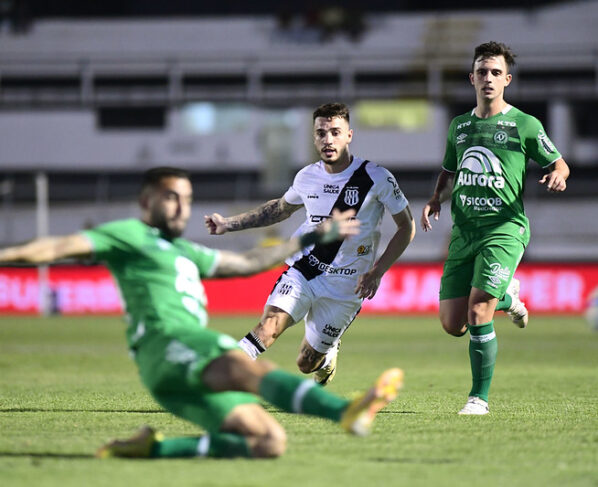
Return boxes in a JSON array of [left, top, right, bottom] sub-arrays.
[[265, 267, 362, 353]]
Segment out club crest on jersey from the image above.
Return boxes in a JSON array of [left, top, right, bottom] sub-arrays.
[[344, 187, 360, 206], [493, 130, 508, 144], [357, 244, 371, 256]]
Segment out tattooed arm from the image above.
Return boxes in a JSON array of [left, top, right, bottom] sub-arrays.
[[204, 198, 303, 235], [211, 209, 359, 277]]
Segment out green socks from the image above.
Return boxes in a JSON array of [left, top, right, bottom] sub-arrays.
[[467, 321, 498, 402], [495, 292, 512, 312], [259, 369, 350, 422], [150, 368, 354, 459], [151, 433, 251, 458]]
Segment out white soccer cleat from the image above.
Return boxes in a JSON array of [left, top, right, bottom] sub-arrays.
[[505, 278, 528, 328], [458, 396, 489, 415]]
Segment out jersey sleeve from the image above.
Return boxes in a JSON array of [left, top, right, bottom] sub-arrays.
[[185, 242, 220, 278], [82, 219, 139, 262], [441, 118, 458, 172], [282, 167, 307, 205], [520, 116, 562, 168], [373, 165, 409, 215]]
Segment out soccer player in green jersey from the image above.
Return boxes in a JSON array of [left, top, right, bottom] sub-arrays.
[[0, 166, 404, 459], [421, 42, 570, 415]]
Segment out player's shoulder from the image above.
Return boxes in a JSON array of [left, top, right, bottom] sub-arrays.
[[450, 109, 475, 126], [89, 218, 143, 234], [507, 105, 542, 129], [177, 238, 214, 255], [292, 160, 322, 181], [363, 158, 395, 181]]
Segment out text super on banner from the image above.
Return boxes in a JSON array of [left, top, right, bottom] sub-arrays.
[[0, 263, 597, 315]]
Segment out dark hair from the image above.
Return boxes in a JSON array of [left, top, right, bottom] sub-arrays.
[[312, 102, 350, 124], [472, 41, 516, 72], [140, 166, 190, 193]]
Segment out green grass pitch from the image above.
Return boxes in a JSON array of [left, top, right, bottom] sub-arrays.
[[1, 314, 596, 487]]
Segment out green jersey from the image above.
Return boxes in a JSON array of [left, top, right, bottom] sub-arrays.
[[442, 105, 561, 244], [83, 219, 219, 346]]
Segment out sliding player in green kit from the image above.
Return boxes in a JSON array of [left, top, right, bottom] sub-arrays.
[[421, 42, 569, 415], [0, 167, 403, 459]]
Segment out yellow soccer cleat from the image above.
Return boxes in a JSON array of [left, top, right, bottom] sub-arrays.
[[95, 425, 164, 459], [341, 368, 404, 436], [314, 341, 340, 386]]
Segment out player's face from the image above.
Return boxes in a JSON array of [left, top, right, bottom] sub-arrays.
[[469, 56, 512, 103], [145, 177, 193, 238], [313, 116, 353, 168]]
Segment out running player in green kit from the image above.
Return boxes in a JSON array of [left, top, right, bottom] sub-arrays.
[[421, 42, 569, 415], [0, 167, 404, 458]]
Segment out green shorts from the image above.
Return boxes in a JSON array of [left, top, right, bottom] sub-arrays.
[[133, 326, 259, 434], [439, 224, 525, 300]]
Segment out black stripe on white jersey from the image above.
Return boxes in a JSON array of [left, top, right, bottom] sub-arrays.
[[293, 160, 373, 281]]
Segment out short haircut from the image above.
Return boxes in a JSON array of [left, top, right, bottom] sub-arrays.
[[140, 166, 190, 194], [312, 102, 350, 124], [472, 41, 517, 72]]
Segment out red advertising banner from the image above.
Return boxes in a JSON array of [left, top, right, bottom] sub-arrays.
[[1, 263, 597, 315]]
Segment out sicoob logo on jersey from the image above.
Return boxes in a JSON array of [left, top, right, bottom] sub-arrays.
[[344, 186, 360, 206]]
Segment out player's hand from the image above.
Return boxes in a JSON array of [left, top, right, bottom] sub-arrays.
[[420, 198, 441, 232], [320, 209, 360, 242], [204, 213, 228, 235], [539, 171, 567, 192], [354, 269, 382, 300]]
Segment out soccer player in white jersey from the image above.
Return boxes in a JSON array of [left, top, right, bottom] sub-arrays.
[[205, 103, 416, 385]]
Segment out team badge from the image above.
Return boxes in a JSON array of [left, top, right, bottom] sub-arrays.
[[344, 187, 359, 206], [357, 244, 371, 256], [494, 131, 508, 144]]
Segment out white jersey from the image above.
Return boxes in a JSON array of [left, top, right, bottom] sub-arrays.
[[283, 156, 408, 288]]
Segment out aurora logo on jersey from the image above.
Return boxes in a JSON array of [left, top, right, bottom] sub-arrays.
[[457, 146, 505, 189]]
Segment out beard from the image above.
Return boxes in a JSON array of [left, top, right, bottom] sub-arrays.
[[150, 212, 185, 239]]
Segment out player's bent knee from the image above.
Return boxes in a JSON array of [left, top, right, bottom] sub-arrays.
[[296, 354, 322, 374], [441, 319, 467, 337]]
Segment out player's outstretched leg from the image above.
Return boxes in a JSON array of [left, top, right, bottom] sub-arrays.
[[340, 368, 404, 436], [96, 425, 163, 458], [96, 426, 255, 459]]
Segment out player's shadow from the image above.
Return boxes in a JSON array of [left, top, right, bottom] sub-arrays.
[[0, 408, 165, 413], [0, 451, 93, 459], [371, 457, 458, 464]]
